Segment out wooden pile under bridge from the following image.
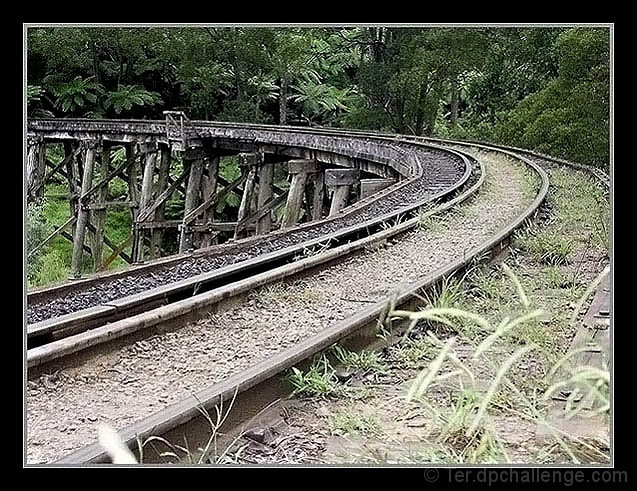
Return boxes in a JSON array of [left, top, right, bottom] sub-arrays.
[[26, 113, 401, 278]]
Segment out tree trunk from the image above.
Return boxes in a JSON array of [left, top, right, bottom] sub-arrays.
[[414, 81, 429, 136], [451, 77, 460, 127], [92, 41, 100, 85], [279, 77, 288, 125], [396, 94, 406, 134], [424, 98, 440, 137]]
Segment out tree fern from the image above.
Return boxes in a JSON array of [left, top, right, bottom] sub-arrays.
[[103, 85, 163, 115]]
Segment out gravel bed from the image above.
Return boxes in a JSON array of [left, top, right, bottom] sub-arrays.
[[28, 143, 465, 324], [26, 150, 532, 464]]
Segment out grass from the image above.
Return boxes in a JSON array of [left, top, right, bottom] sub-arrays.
[[542, 265, 573, 289], [418, 213, 450, 234], [387, 263, 610, 464], [331, 345, 388, 375], [286, 355, 339, 398], [514, 226, 574, 265], [387, 337, 439, 369], [329, 408, 385, 438], [37, 249, 69, 284], [28, 178, 135, 287], [429, 389, 506, 463], [517, 166, 610, 261]]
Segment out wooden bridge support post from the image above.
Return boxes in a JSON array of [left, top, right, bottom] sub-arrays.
[[70, 140, 98, 278], [234, 153, 258, 240], [282, 160, 319, 228], [90, 142, 111, 271], [150, 144, 171, 259], [199, 155, 220, 248], [306, 165, 325, 222], [127, 143, 140, 218], [65, 141, 81, 238], [326, 168, 360, 217], [255, 150, 273, 235], [126, 143, 141, 261], [26, 135, 46, 201], [179, 148, 205, 253], [133, 141, 158, 263]]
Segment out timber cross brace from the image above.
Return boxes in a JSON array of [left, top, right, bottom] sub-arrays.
[[26, 116, 406, 279]]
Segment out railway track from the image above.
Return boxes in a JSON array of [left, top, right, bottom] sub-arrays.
[[27, 124, 469, 327], [27, 159, 482, 370], [27, 123, 476, 353], [26, 121, 609, 465]]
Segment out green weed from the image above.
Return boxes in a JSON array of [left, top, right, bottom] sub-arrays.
[[286, 355, 339, 397], [329, 408, 385, 438], [331, 345, 388, 375], [514, 227, 573, 265]]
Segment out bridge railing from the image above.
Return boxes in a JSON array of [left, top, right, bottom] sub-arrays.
[[163, 111, 190, 151]]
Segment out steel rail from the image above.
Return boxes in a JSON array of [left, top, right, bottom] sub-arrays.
[[52, 140, 549, 465], [27, 156, 479, 366], [305, 122, 609, 188], [27, 123, 471, 323]]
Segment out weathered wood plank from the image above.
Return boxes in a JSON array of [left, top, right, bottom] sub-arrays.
[[328, 185, 351, 216], [198, 155, 220, 248], [70, 141, 98, 278], [64, 142, 80, 238], [134, 147, 158, 262], [256, 159, 274, 235], [309, 170, 325, 221], [26, 136, 44, 200], [325, 168, 360, 186], [137, 166, 188, 223], [86, 201, 137, 209], [360, 178, 397, 199], [33, 147, 80, 196], [183, 173, 247, 226], [282, 171, 308, 228], [151, 145, 172, 258], [90, 143, 110, 271], [100, 234, 133, 271], [179, 156, 204, 252], [80, 145, 138, 203], [236, 192, 286, 232], [234, 160, 257, 239], [85, 222, 133, 264]]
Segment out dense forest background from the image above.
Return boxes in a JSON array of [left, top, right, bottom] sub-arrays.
[[27, 26, 610, 167], [25, 26, 610, 287]]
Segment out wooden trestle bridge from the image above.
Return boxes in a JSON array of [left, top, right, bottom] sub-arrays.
[[26, 113, 399, 278]]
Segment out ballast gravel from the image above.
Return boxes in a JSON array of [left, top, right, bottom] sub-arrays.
[[27, 145, 465, 324], [26, 151, 532, 464]]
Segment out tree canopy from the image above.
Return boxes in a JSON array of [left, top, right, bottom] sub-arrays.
[[27, 26, 610, 168]]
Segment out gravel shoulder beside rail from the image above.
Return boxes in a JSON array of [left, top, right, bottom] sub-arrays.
[[26, 151, 533, 464], [27, 142, 464, 324]]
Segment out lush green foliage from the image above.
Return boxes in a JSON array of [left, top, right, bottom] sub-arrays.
[[26, 200, 49, 284], [26, 26, 610, 286], [27, 26, 609, 167]]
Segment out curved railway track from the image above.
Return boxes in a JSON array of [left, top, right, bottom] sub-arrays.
[[27, 123, 469, 327], [27, 122, 476, 346], [25, 120, 609, 465]]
